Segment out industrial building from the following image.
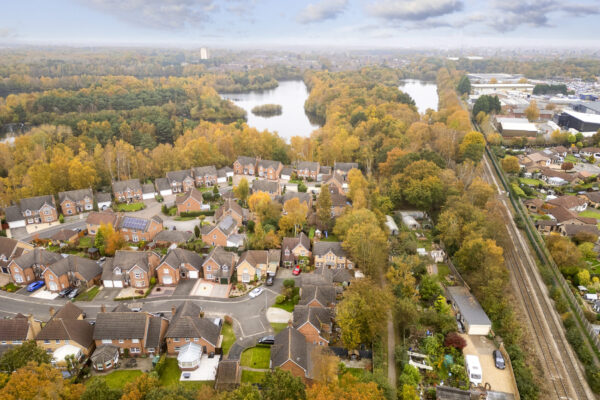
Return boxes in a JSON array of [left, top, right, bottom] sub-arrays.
[[495, 117, 539, 137], [555, 109, 600, 133]]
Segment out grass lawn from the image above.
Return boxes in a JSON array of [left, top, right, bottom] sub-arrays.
[[174, 216, 197, 221], [436, 263, 450, 281], [102, 370, 143, 389], [272, 287, 299, 312], [78, 236, 93, 248], [221, 323, 236, 355], [519, 177, 544, 186], [159, 357, 181, 387], [114, 202, 145, 212], [320, 233, 339, 242], [579, 210, 600, 220], [74, 286, 100, 301], [270, 323, 287, 334], [341, 367, 365, 378], [565, 154, 579, 163], [240, 347, 271, 369], [241, 370, 267, 384]]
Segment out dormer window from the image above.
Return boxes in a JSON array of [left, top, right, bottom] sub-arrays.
[[285, 249, 290, 256], [223, 265, 228, 271], [114, 267, 121, 275], [25, 210, 31, 216]]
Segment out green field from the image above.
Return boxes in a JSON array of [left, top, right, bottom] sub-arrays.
[[271, 287, 299, 312], [240, 347, 271, 369], [241, 370, 267, 384], [78, 236, 93, 248], [102, 370, 143, 389], [579, 210, 600, 220], [74, 286, 100, 301], [270, 323, 287, 334], [158, 357, 181, 387], [221, 323, 236, 355], [519, 178, 544, 186], [114, 202, 145, 212]]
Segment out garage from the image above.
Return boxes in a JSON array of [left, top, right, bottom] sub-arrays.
[[114, 281, 123, 288], [104, 281, 113, 288], [189, 271, 199, 279], [163, 275, 173, 285]]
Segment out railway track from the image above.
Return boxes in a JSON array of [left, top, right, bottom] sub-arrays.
[[482, 154, 594, 400]]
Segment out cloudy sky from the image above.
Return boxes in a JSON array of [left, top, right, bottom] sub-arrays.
[[2, 0, 600, 48]]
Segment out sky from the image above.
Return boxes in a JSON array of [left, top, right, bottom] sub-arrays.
[[1, 0, 600, 49]]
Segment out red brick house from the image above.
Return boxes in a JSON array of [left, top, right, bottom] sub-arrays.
[[42, 255, 102, 292], [233, 156, 257, 176], [296, 161, 320, 180], [101, 251, 161, 289], [201, 216, 237, 247], [257, 159, 283, 180], [16, 195, 58, 225], [281, 232, 311, 268], [202, 246, 236, 284], [175, 190, 204, 215], [112, 179, 143, 203], [293, 305, 332, 345], [298, 284, 337, 308], [86, 211, 119, 236], [118, 215, 163, 242], [156, 248, 203, 286], [270, 326, 310, 381], [167, 170, 195, 193], [9, 249, 62, 285], [165, 302, 221, 360], [193, 165, 218, 187], [58, 188, 94, 216], [214, 199, 244, 227]]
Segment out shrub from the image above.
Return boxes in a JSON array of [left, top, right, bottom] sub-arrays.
[[444, 332, 467, 350], [292, 294, 300, 304], [59, 214, 65, 223], [283, 279, 295, 288], [247, 220, 255, 233], [202, 192, 214, 201], [224, 315, 233, 325], [194, 225, 200, 238], [150, 277, 156, 285], [275, 295, 285, 304]]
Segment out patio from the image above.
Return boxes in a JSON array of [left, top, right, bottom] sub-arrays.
[[190, 280, 230, 298], [31, 289, 59, 300], [179, 354, 219, 381]]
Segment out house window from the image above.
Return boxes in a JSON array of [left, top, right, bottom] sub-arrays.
[[185, 338, 190, 342], [134, 272, 142, 279], [174, 338, 179, 342], [147, 348, 155, 353], [130, 348, 140, 354], [44, 210, 50, 215], [119, 339, 124, 344], [193, 338, 198, 342], [132, 235, 139, 242], [13, 340, 21, 345], [135, 281, 144, 287], [213, 234, 216, 239], [25, 210, 31, 216], [175, 346, 180, 352], [44, 340, 50, 344], [55, 340, 60, 344], [206, 266, 211, 271], [102, 339, 112, 344], [132, 339, 139, 343], [67, 210, 72, 215], [48, 275, 53, 280]]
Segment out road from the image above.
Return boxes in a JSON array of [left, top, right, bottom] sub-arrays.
[[15, 219, 87, 242], [482, 153, 595, 400]]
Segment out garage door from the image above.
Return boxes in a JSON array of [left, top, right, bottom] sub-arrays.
[[163, 275, 173, 285], [189, 271, 199, 279], [104, 281, 113, 288], [114, 281, 123, 288]]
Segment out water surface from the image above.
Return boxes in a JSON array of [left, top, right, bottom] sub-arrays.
[[399, 79, 439, 113]]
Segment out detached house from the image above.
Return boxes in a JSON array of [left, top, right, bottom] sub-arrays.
[[298, 285, 337, 308], [86, 211, 119, 236], [92, 306, 168, 360], [0, 237, 33, 275], [270, 326, 310, 381], [233, 156, 257, 176], [11, 195, 59, 225], [313, 241, 353, 269], [101, 250, 160, 289], [167, 170, 195, 193], [252, 179, 280, 196], [58, 189, 94, 216], [257, 160, 283, 180], [547, 196, 588, 213], [166, 302, 221, 358], [215, 199, 244, 227], [236, 250, 278, 283], [42, 255, 102, 292], [202, 246, 236, 284], [118, 215, 163, 242], [155, 177, 173, 197], [36, 303, 94, 367], [201, 216, 237, 247], [293, 305, 333, 345], [175, 190, 204, 215], [156, 248, 203, 286], [281, 232, 311, 268], [9, 249, 62, 285], [96, 192, 112, 210], [193, 165, 218, 187], [0, 314, 41, 352], [296, 161, 320, 180], [112, 179, 142, 203], [217, 167, 233, 185], [333, 162, 358, 178]]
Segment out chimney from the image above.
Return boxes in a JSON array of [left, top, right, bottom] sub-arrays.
[[100, 304, 106, 313], [49, 307, 55, 317], [172, 307, 177, 317]]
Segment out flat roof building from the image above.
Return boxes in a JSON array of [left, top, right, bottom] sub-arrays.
[[446, 286, 491, 336], [496, 117, 538, 137]]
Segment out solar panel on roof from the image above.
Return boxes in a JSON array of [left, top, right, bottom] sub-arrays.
[[122, 217, 147, 230]]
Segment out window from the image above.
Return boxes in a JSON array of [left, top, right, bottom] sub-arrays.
[[44, 210, 50, 215], [213, 234, 216, 239], [185, 338, 190, 342], [193, 338, 198, 342], [134, 272, 142, 279], [48, 275, 53, 280], [174, 338, 179, 342], [44, 340, 50, 344], [132, 235, 139, 243], [147, 348, 155, 353], [25, 210, 31, 216], [55, 340, 60, 344], [97, 365, 103, 371], [12, 340, 21, 345], [1, 341, 6, 345], [175, 346, 180, 352], [206, 266, 211, 271], [102, 339, 112, 344], [130, 348, 140, 354], [132, 339, 139, 343], [67, 210, 72, 215], [119, 339, 124, 344], [105, 361, 112, 368]]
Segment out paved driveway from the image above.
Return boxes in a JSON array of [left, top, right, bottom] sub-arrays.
[[173, 279, 197, 296]]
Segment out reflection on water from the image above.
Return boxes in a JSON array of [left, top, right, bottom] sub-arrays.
[[399, 80, 439, 113]]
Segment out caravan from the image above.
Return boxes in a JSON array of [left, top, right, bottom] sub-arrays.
[[465, 355, 483, 386]]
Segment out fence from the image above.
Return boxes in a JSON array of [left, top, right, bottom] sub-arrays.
[[485, 146, 600, 356]]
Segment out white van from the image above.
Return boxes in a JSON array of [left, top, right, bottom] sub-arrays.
[[465, 355, 482, 386]]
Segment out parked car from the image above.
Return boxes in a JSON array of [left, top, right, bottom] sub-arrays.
[[292, 265, 301, 276], [258, 335, 275, 345], [26, 281, 45, 292], [249, 287, 264, 298], [58, 287, 73, 297], [266, 275, 274, 286], [67, 288, 80, 299], [493, 350, 505, 370]]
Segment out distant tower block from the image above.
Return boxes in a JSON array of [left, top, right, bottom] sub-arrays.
[[200, 48, 209, 60]]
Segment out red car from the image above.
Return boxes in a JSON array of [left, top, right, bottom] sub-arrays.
[[292, 265, 301, 276]]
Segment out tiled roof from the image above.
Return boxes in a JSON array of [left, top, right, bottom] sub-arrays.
[[12, 249, 62, 269], [93, 312, 148, 340], [238, 250, 268, 267], [142, 184, 155, 194], [235, 156, 257, 166], [270, 326, 308, 372], [155, 177, 171, 191], [203, 247, 236, 269], [167, 170, 193, 183], [86, 211, 118, 227], [0, 314, 30, 341], [298, 285, 337, 307], [91, 344, 119, 364], [4, 206, 23, 223], [215, 199, 243, 220], [547, 196, 587, 210], [58, 189, 93, 204], [175, 190, 203, 205], [145, 316, 163, 348], [193, 165, 217, 177], [252, 180, 279, 194], [20, 195, 55, 212], [112, 179, 141, 193], [95, 192, 112, 203], [0, 237, 18, 260], [333, 162, 358, 173], [297, 161, 320, 172], [50, 229, 78, 242], [313, 241, 346, 257], [36, 318, 93, 348], [161, 248, 203, 272], [165, 301, 220, 346], [293, 305, 332, 339], [46, 255, 102, 282], [154, 230, 194, 244], [257, 159, 282, 170]]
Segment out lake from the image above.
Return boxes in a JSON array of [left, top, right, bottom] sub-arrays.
[[399, 79, 439, 113], [221, 80, 320, 142]]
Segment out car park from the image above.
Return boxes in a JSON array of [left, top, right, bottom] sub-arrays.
[[292, 265, 301, 276], [249, 287, 264, 298], [493, 349, 505, 370], [258, 335, 275, 345], [26, 281, 45, 292]]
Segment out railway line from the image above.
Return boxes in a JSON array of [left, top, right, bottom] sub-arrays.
[[481, 154, 594, 400]]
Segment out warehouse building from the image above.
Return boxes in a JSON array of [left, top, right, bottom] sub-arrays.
[[556, 109, 600, 133], [496, 117, 539, 137]]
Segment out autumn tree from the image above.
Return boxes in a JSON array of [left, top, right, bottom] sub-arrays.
[[336, 279, 392, 349], [218, 384, 261, 400], [306, 373, 386, 400], [561, 161, 574, 171], [546, 234, 584, 272], [248, 191, 281, 225], [121, 373, 160, 400], [279, 198, 308, 236], [333, 208, 379, 241], [81, 378, 121, 400], [343, 222, 388, 278], [457, 75, 471, 95], [234, 178, 249, 206], [347, 168, 368, 209], [316, 184, 333, 231], [459, 131, 485, 163], [466, 177, 494, 208], [250, 222, 280, 250], [0, 362, 84, 400], [311, 347, 339, 385], [261, 368, 306, 400], [501, 155, 520, 174], [525, 100, 540, 122], [0, 341, 51, 373]]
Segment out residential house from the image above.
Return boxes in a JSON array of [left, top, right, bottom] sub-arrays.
[[175, 190, 204, 215], [547, 196, 588, 212], [155, 177, 173, 197], [9, 249, 62, 285], [167, 170, 195, 193], [201, 216, 237, 247], [560, 224, 600, 238], [118, 215, 163, 242], [270, 326, 310, 380], [547, 206, 596, 226], [202, 246, 236, 284], [257, 160, 283, 180], [0, 314, 41, 354], [323, 174, 347, 195], [540, 168, 582, 186], [293, 305, 333, 345], [252, 179, 280, 196], [535, 219, 559, 235], [580, 147, 600, 158], [112, 179, 142, 203], [215, 360, 241, 391], [49, 229, 79, 245], [521, 152, 551, 168], [96, 192, 112, 210], [281, 232, 311, 268], [233, 156, 257, 176], [18, 195, 58, 225], [214, 198, 244, 227], [217, 167, 233, 185], [193, 165, 218, 187], [236, 250, 275, 282], [156, 248, 203, 286], [317, 166, 332, 182], [165, 302, 221, 357], [524, 198, 544, 213], [280, 167, 293, 181], [86, 211, 119, 236], [298, 285, 337, 308], [5, 206, 25, 229], [36, 303, 94, 367], [93, 306, 168, 357], [581, 191, 600, 208], [101, 250, 160, 289], [279, 192, 313, 209], [333, 162, 358, 178], [58, 189, 94, 216], [42, 255, 102, 292], [142, 184, 155, 200], [0, 237, 32, 275], [313, 241, 353, 269], [296, 161, 320, 180], [90, 344, 120, 372], [154, 230, 194, 246]]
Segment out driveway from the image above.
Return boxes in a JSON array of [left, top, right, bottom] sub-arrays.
[[94, 287, 121, 302], [125, 199, 161, 218]]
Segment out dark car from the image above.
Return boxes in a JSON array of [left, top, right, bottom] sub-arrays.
[[67, 288, 80, 299], [266, 275, 274, 286], [58, 287, 73, 297], [26, 280, 45, 292], [258, 335, 275, 345], [493, 350, 506, 370]]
